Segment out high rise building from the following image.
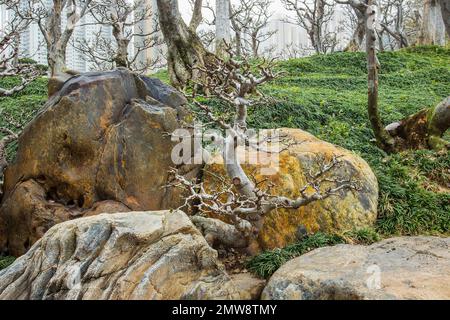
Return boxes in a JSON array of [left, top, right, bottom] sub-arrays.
[[260, 7, 349, 58], [0, 0, 116, 73], [1, 1, 352, 73]]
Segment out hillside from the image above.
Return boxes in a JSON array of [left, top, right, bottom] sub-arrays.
[[257, 46, 450, 238], [0, 46, 449, 273]]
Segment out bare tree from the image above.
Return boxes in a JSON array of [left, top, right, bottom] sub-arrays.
[[229, 0, 277, 58], [366, 0, 396, 152], [168, 46, 359, 251], [282, 0, 338, 54], [346, 0, 449, 152], [10, 0, 94, 76], [73, 0, 162, 73], [156, 0, 215, 88], [0, 1, 44, 97], [377, 0, 426, 49], [378, 0, 409, 48], [335, 0, 368, 51]]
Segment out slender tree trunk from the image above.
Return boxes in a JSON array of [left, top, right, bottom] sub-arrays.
[[235, 31, 242, 57], [112, 24, 130, 68], [251, 34, 258, 57], [366, 0, 395, 152], [344, 13, 365, 52], [189, 0, 203, 32], [315, 0, 325, 53], [156, 0, 214, 88], [46, 0, 64, 76], [216, 0, 231, 57], [377, 30, 385, 51], [229, 9, 242, 57]]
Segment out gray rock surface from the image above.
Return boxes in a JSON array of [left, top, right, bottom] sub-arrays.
[[262, 236, 450, 300], [0, 210, 263, 300]]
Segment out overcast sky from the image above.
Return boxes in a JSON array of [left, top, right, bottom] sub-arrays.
[[178, 0, 289, 21]]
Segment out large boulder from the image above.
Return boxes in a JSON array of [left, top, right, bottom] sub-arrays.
[[262, 236, 450, 300], [0, 210, 264, 300], [0, 69, 200, 256], [204, 128, 378, 250]]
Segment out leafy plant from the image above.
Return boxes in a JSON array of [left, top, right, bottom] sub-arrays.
[[0, 256, 15, 271], [247, 232, 345, 279]]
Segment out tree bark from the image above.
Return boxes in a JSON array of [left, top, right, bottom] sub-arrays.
[[438, 0, 450, 37], [420, 0, 446, 45], [229, 6, 242, 57], [156, 0, 215, 88], [366, 0, 395, 152], [215, 0, 231, 57], [345, 18, 365, 51], [251, 33, 258, 57], [189, 0, 203, 32], [112, 25, 130, 68]]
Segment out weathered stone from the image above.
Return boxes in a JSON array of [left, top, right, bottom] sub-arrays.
[[204, 128, 378, 250], [0, 69, 200, 256], [47, 72, 75, 97], [141, 77, 188, 109], [0, 210, 261, 300], [262, 236, 450, 300]]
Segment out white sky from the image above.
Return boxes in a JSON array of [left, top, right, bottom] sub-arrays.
[[178, 0, 289, 21]]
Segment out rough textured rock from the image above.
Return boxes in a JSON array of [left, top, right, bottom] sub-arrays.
[[47, 72, 75, 97], [204, 128, 378, 250], [0, 210, 263, 300], [0, 69, 200, 256], [385, 97, 450, 151], [262, 236, 450, 300]]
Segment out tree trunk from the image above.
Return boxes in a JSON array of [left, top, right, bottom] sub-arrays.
[[315, 0, 325, 54], [114, 39, 130, 68], [344, 12, 365, 52], [112, 25, 130, 68], [251, 33, 258, 57], [229, 8, 242, 57], [420, 0, 446, 45], [235, 31, 242, 57], [156, 0, 215, 89], [48, 47, 66, 77], [46, 0, 64, 76], [215, 0, 231, 57], [189, 0, 203, 32], [366, 0, 395, 152], [438, 0, 450, 37], [44, 0, 88, 76]]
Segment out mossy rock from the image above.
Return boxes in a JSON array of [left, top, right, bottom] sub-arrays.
[[203, 128, 378, 250]]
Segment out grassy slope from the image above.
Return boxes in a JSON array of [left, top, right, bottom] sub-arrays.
[[0, 78, 48, 270], [0, 46, 449, 272], [254, 46, 450, 236], [247, 46, 450, 277]]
